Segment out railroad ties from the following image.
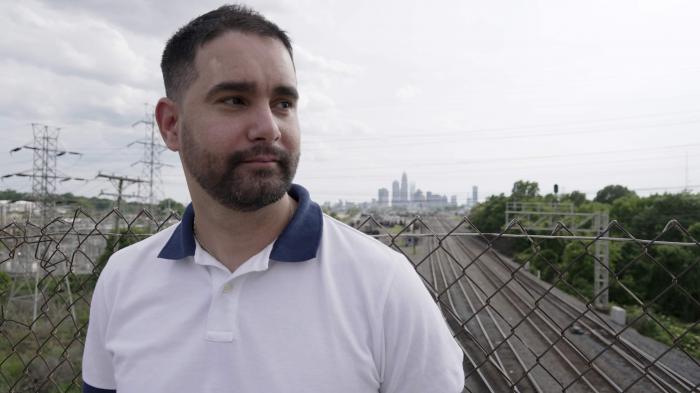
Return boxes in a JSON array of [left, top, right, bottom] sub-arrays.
[[410, 216, 698, 393]]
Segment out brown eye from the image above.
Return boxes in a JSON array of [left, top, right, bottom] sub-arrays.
[[222, 97, 245, 105], [275, 100, 293, 109]]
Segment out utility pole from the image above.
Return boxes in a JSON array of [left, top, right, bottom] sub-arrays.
[[128, 108, 169, 209], [97, 172, 144, 233]]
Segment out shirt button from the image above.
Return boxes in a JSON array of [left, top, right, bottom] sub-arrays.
[[222, 283, 234, 293]]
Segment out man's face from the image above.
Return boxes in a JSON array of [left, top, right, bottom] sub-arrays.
[[178, 31, 300, 212]]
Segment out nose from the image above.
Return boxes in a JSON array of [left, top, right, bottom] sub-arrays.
[[247, 105, 282, 142]]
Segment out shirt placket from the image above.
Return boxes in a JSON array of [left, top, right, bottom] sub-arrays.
[[196, 249, 243, 343]]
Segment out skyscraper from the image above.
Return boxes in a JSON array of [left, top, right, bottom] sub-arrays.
[[472, 186, 478, 205], [378, 188, 389, 206], [400, 172, 408, 204], [392, 180, 400, 206]]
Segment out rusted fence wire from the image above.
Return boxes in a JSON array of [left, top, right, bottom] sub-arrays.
[[1, 210, 699, 392]]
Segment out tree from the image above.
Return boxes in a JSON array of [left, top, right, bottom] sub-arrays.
[[563, 191, 587, 207], [560, 242, 595, 300], [0, 189, 29, 202], [511, 180, 539, 200], [158, 198, 186, 215], [689, 222, 700, 241], [594, 185, 636, 204], [610, 194, 643, 228], [469, 193, 508, 233]]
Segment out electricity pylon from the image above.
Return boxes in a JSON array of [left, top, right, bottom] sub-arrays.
[[129, 109, 169, 209]]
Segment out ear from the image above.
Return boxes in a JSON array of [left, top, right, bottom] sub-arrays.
[[155, 97, 181, 151]]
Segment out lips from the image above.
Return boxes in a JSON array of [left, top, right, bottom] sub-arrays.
[[241, 155, 279, 163]]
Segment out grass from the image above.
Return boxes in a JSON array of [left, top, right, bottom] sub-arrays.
[[626, 306, 700, 361]]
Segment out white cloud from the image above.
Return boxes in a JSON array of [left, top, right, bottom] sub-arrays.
[[1, 2, 158, 89], [395, 84, 421, 101], [1, 0, 700, 204], [294, 45, 364, 77], [0, 60, 158, 127]]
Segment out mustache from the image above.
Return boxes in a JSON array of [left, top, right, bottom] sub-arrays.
[[226, 144, 291, 167]]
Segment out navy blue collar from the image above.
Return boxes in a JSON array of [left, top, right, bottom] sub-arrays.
[[157, 184, 323, 262]]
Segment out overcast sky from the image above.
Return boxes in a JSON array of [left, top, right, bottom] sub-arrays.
[[1, 0, 699, 205]]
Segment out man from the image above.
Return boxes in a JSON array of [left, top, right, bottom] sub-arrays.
[[82, 5, 464, 393]]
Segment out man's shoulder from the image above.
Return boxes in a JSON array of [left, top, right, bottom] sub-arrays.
[[318, 214, 411, 279], [320, 214, 400, 256]]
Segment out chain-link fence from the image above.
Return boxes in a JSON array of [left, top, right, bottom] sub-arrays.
[[1, 210, 699, 392]]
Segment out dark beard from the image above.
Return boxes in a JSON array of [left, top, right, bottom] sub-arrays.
[[182, 131, 299, 212]]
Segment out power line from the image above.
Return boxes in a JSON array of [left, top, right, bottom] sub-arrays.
[[2, 124, 86, 223], [128, 107, 170, 208], [97, 172, 144, 233]]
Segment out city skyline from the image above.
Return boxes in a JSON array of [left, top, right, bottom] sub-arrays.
[[378, 171, 476, 209]]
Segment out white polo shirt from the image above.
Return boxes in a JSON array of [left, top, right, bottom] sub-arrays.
[[82, 184, 464, 393]]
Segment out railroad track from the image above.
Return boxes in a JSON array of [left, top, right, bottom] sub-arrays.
[[428, 235, 543, 392], [413, 216, 699, 392]]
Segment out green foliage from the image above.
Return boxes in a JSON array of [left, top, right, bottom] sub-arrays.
[[0, 187, 187, 216], [689, 222, 700, 241], [469, 193, 507, 233], [346, 206, 361, 218], [92, 227, 152, 289], [158, 198, 186, 216], [562, 191, 587, 207], [610, 195, 642, 227], [627, 306, 700, 360], [527, 248, 561, 282], [594, 184, 636, 204], [0, 189, 29, 202], [511, 180, 540, 200], [0, 271, 11, 303], [560, 242, 594, 299], [469, 180, 700, 328]]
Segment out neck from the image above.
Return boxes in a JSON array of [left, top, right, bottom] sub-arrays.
[[192, 191, 297, 272]]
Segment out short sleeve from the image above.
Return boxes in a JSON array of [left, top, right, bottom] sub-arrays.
[[379, 255, 464, 393], [82, 275, 117, 391]]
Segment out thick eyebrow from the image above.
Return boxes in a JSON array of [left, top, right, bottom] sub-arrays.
[[204, 81, 256, 102], [273, 85, 299, 101], [204, 81, 299, 101]]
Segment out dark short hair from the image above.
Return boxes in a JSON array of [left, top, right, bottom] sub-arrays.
[[161, 4, 293, 101]]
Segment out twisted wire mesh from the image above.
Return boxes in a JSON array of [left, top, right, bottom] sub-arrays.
[[0, 210, 698, 392]]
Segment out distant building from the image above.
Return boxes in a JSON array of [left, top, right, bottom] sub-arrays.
[[450, 195, 457, 206], [409, 182, 416, 203], [391, 180, 400, 206], [400, 172, 408, 204], [0, 200, 36, 225], [413, 189, 425, 202], [378, 188, 389, 206], [472, 186, 478, 205]]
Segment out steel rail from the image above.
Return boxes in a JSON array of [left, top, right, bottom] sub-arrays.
[[432, 239, 517, 384], [426, 237, 503, 393], [431, 237, 539, 393], [509, 266, 698, 393], [443, 235, 620, 393], [460, 226, 697, 392], [431, 218, 611, 392], [434, 237, 545, 393]]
